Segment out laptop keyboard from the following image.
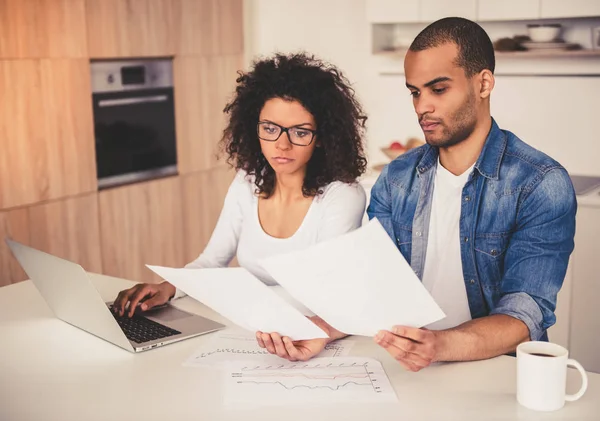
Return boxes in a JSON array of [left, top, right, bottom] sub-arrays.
[[111, 309, 181, 344]]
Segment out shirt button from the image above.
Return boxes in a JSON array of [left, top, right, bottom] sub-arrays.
[[418, 167, 425, 172], [470, 279, 475, 284], [490, 249, 498, 256], [415, 231, 422, 237], [464, 237, 469, 242], [396, 238, 401, 243], [464, 196, 471, 202]]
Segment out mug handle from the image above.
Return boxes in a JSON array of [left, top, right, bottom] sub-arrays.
[[565, 358, 588, 402]]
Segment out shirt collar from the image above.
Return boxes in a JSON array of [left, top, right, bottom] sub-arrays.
[[415, 118, 506, 181]]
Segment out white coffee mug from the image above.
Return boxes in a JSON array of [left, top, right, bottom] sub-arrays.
[[517, 341, 588, 411]]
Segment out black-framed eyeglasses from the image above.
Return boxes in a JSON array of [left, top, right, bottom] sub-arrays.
[[257, 121, 316, 147]]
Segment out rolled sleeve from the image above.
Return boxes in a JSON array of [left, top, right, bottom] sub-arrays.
[[490, 292, 544, 341], [492, 168, 576, 342]]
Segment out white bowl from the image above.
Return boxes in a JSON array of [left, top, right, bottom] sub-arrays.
[[527, 25, 561, 43]]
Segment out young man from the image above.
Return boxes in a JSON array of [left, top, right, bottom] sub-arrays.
[[368, 17, 576, 372]]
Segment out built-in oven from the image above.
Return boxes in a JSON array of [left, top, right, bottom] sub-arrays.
[[90, 59, 178, 189]]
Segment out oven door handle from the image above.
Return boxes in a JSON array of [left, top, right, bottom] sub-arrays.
[[98, 95, 168, 107]]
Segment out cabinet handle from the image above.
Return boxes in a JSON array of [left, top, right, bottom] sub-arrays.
[[98, 95, 168, 107]]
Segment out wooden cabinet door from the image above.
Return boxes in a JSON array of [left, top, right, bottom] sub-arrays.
[[85, 0, 178, 58], [28, 193, 103, 274], [0, 208, 30, 286], [540, 0, 600, 18], [181, 166, 235, 264], [478, 0, 540, 21], [98, 176, 185, 283], [0, 59, 96, 209], [366, 0, 420, 23], [0, 60, 43, 209], [0, 193, 101, 286], [39, 59, 98, 202], [174, 54, 243, 174], [178, 0, 243, 55], [420, 0, 477, 21], [0, 0, 87, 58]]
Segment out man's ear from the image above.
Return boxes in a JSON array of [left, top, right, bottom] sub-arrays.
[[479, 69, 494, 99]]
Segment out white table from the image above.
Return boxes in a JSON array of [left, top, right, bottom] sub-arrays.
[[1, 274, 598, 421]]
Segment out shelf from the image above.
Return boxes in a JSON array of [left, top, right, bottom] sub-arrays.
[[372, 47, 600, 76], [374, 48, 600, 58], [496, 49, 600, 58]]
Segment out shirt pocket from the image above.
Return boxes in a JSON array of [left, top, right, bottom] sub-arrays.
[[474, 233, 510, 294], [392, 221, 412, 264]]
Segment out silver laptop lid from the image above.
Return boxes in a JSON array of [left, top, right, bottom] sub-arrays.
[[6, 239, 132, 351]]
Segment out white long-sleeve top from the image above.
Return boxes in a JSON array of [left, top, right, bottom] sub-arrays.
[[173, 171, 366, 300]]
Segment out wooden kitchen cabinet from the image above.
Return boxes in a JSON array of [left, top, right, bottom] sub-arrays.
[[177, 0, 244, 56], [0, 193, 102, 287], [39, 59, 97, 203], [0, 0, 88, 58], [0, 59, 97, 210], [0, 60, 43, 209], [420, 0, 477, 21], [540, 0, 600, 19], [85, 0, 178, 58], [477, 0, 540, 21], [181, 165, 235, 264], [0, 208, 30, 286], [98, 176, 186, 283], [366, 0, 420, 23], [27, 193, 103, 275], [174, 54, 243, 174]]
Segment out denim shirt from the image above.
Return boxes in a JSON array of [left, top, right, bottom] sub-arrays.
[[367, 119, 577, 341]]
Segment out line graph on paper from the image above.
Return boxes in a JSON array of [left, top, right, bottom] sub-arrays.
[[223, 357, 398, 406], [183, 330, 354, 367]]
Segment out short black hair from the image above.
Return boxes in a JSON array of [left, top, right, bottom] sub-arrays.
[[220, 52, 367, 198], [409, 17, 495, 76]]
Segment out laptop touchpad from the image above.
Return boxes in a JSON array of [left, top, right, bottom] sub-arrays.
[[145, 305, 191, 322]]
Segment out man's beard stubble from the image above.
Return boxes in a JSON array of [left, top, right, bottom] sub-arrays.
[[423, 92, 478, 149]]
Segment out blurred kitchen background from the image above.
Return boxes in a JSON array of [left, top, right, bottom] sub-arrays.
[[1, 1, 599, 371]]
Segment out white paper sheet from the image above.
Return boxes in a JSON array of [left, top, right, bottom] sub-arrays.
[[259, 218, 445, 337], [184, 328, 354, 367], [146, 266, 328, 340], [223, 357, 397, 407]]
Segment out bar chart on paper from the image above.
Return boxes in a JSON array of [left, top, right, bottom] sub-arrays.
[[223, 357, 397, 406]]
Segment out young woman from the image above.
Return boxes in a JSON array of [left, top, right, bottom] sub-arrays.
[[112, 52, 368, 361]]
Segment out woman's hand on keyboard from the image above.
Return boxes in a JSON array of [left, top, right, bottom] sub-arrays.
[[112, 282, 176, 317]]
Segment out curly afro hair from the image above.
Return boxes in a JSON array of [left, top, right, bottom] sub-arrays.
[[220, 52, 368, 198]]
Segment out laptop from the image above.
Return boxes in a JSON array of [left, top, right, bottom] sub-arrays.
[[6, 239, 225, 352]]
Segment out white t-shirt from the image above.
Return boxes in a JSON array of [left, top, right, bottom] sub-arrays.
[[175, 171, 366, 302], [422, 160, 474, 330]]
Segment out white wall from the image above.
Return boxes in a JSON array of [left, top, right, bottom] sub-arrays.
[[243, 0, 370, 103], [243, 0, 374, 155], [492, 76, 600, 176], [244, 1, 600, 176]]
